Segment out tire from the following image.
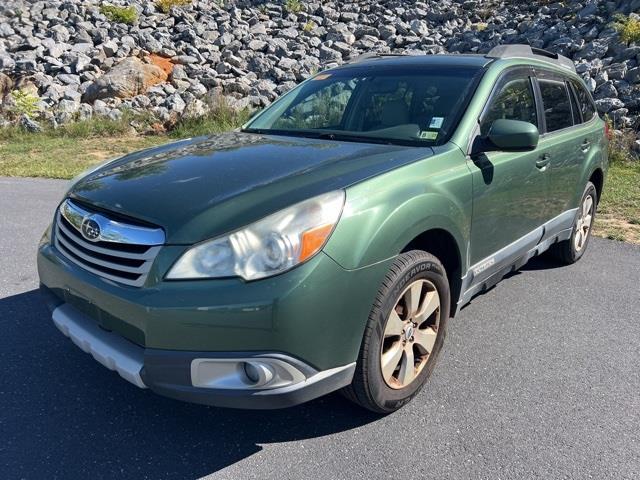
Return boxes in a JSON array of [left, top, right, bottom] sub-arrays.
[[342, 250, 450, 414], [548, 181, 597, 265]]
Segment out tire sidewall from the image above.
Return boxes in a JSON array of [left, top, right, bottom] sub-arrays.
[[569, 182, 597, 262], [365, 254, 450, 412]]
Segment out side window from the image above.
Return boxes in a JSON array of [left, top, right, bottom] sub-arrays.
[[538, 79, 573, 132], [480, 76, 537, 136], [571, 79, 596, 123]]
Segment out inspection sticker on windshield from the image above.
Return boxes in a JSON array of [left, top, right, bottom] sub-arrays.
[[419, 131, 438, 140], [429, 117, 444, 129], [313, 74, 332, 81]]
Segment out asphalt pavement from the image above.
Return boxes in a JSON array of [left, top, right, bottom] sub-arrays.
[[1, 176, 639, 479]]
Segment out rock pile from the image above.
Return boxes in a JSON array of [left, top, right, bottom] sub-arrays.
[[0, 0, 639, 137]]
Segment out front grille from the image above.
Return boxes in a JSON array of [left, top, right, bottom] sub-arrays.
[[53, 199, 164, 287]]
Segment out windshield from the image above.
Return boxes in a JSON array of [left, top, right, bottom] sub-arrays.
[[243, 65, 483, 146]]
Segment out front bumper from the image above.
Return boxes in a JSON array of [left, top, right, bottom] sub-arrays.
[[38, 241, 390, 408], [48, 298, 355, 409], [38, 241, 390, 371]]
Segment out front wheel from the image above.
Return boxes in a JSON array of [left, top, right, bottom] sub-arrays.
[[549, 181, 597, 264], [342, 250, 450, 413]]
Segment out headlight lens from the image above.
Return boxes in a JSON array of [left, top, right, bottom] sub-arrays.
[[166, 190, 345, 281]]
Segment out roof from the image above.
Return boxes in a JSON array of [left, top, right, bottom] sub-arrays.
[[332, 45, 575, 74], [333, 53, 493, 71]]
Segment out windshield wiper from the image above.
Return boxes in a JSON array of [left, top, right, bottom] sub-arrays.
[[242, 128, 424, 147], [241, 127, 323, 139], [316, 132, 404, 146]]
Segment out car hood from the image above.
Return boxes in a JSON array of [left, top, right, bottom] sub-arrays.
[[69, 131, 434, 244]]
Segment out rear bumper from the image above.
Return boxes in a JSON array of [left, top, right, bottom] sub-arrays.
[[47, 295, 355, 409]]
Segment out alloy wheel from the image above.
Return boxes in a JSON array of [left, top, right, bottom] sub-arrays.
[[380, 279, 440, 389], [574, 194, 594, 252]]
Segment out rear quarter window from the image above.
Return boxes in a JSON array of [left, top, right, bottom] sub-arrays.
[[571, 79, 597, 123]]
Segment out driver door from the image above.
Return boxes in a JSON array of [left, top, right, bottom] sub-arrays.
[[467, 68, 549, 273]]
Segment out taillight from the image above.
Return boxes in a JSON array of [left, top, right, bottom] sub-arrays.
[[604, 122, 611, 140]]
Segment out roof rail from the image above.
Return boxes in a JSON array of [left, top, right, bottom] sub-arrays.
[[487, 44, 576, 73], [348, 52, 407, 64]]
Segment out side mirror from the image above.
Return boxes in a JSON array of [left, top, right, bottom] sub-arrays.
[[486, 119, 539, 151]]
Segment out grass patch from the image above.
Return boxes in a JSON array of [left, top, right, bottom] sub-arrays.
[[0, 135, 165, 179], [284, 0, 302, 14], [155, 0, 192, 14], [594, 162, 640, 243], [0, 108, 251, 179], [0, 113, 152, 142], [169, 105, 251, 139], [100, 4, 138, 24], [9, 89, 41, 119], [612, 14, 640, 45]]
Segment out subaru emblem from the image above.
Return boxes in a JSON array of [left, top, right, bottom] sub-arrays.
[[81, 216, 101, 242]]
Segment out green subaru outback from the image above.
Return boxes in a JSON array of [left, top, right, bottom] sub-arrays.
[[38, 45, 607, 413]]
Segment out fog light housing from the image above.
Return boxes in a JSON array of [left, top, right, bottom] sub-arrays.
[[191, 356, 309, 390], [243, 361, 274, 386]]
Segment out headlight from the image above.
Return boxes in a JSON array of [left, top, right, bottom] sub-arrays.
[[166, 190, 345, 281]]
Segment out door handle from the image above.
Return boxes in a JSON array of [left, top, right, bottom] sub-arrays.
[[536, 153, 551, 170], [581, 139, 591, 152]]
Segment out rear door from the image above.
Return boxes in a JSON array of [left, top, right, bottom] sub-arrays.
[[534, 70, 583, 223], [467, 68, 549, 267]]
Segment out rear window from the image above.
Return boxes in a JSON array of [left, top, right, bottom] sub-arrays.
[[539, 79, 573, 132]]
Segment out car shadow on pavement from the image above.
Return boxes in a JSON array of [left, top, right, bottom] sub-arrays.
[[1, 289, 380, 479]]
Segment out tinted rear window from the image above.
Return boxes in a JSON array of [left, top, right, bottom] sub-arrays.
[[571, 79, 596, 123]]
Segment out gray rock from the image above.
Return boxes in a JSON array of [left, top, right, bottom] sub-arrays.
[[319, 45, 343, 62], [595, 98, 624, 113], [594, 81, 617, 100], [101, 40, 118, 57], [73, 53, 92, 73], [78, 103, 93, 121], [279, 27, 298, 39], [108, 109, 123, 121], [172, 55, 199, 65], [607, 63, 628, 81], [171, 64, 188, 82], [19, 115, 42, 133], [71, 43, 94, 54], [410, 20, 429, 36], [576, 40, 609, 61], [278, 57, 298, 70], [626, 67, 640, 84], [182, 98, 207, 119], [166, 93, 186, 113], [0, 54, 16, 71], [248, 40, 267, 51], [50, 25, 70, 43], [57, 74, 81, 85], [63, 88, 82, 103], [93, 99, 111, 117]]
